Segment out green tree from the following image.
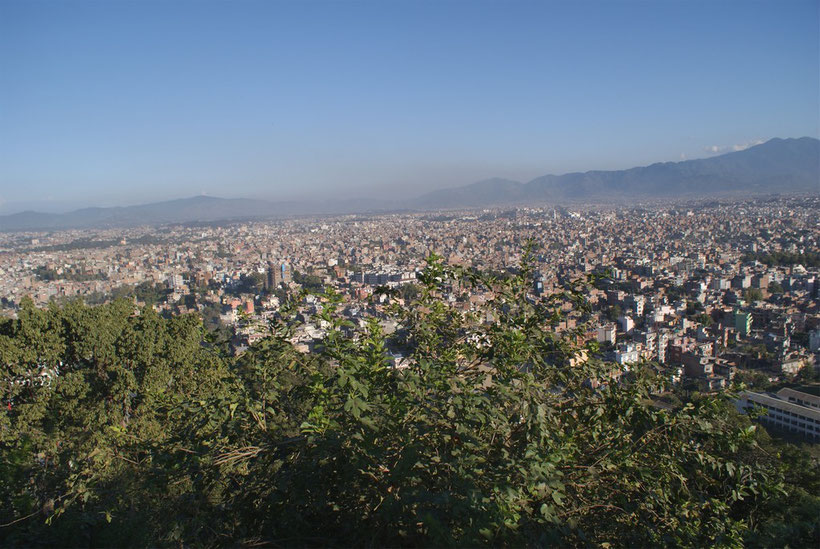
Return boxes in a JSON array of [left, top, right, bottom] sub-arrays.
[[744, 288, 763, 303], [767, 281, 784, 294], [397, 282, 421, 302], [606, 304, 623, 322], [1, 252, 818, 547], [293, 271, 325, 292]]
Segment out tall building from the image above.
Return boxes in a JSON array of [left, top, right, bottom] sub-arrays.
[[276, 262, 291, 286], [733, 310, 752, 337], [265, 261, 291, 289], [264, 261, 276, 290], [657, 331, 669, 363]]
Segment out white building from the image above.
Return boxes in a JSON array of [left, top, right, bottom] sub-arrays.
[[736, 388, 820, 440], [809, 328, 820, 352], [614, 343, 640, 367], [168, 273, 185, 289], [597, 324, 617, 344]]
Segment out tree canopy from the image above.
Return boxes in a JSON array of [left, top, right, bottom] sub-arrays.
[[1, 253, 818, 547]]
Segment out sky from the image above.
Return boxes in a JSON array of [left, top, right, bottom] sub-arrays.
[[1, 0, 818, 212]]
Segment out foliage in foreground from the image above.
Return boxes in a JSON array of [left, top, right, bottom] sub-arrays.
[[1, 253, 818, 547]]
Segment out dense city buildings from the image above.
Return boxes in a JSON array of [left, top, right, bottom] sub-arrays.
[[2, 195, 818, 432]]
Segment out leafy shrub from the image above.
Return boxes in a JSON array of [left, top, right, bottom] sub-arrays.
[[1, 251, 818, 547]]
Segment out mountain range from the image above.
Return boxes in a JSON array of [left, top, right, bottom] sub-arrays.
[[2, 137, 817, 232], [412, 137, 819, 208]]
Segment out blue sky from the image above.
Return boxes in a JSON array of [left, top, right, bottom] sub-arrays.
[[1, 0, 818, 211]]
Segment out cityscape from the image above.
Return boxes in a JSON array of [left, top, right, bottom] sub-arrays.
[[3, 195, 819, 428], [2, 0, 818, 546]]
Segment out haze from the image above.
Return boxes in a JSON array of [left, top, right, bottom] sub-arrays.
[[1, 0, 818, 213]]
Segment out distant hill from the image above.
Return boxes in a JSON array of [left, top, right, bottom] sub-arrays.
[[0, 196, 289, 232], [0, 194, 408, 232], [2, 137, 817, 231], [411, 178, 525, 209], [412, 137, 820, 208]]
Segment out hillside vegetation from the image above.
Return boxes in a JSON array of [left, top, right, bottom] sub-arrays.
[[1, 254, 818, 547]]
